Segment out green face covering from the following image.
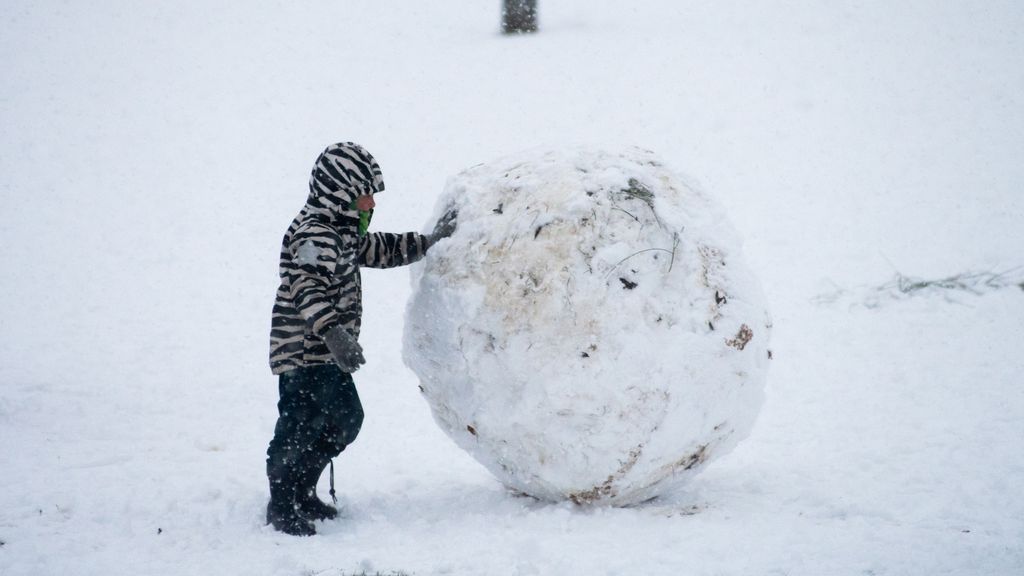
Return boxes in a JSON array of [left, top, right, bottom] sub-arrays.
[[349, 199, 373, 237]]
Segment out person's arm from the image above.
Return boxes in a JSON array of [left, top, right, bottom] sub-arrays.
[[358, 231, 430, 269], [287, 223, 366, 371], [287, 223, 344, 336], [358, 207, 458, 268]]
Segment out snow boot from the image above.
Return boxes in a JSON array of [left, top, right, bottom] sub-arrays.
[[296, 457, 338, 521], [266, 462, 316, 536]]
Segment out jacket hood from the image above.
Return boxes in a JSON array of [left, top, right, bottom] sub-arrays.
[[304, 142, 384, 228]]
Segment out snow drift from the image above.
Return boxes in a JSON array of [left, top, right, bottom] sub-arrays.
[[403, 147, 771, 505]]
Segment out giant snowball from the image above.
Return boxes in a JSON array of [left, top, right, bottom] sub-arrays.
[[403, 147, 771, 506]]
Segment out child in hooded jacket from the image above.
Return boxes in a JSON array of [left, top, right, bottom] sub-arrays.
[[266, 142, 455, 535]]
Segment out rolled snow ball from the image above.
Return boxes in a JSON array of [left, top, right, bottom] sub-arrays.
[[403, 147, 771, 506]]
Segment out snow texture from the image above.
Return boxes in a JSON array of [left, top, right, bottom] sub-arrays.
[[404, 147, 771, 505], [2, 1, 1023, 575]]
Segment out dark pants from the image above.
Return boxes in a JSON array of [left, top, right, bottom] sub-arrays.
[[266, 364, 364, 473]]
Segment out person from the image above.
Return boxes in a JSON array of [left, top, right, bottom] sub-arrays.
[[265, 142, 456, 536]]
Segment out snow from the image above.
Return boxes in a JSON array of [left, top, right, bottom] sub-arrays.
[[404, 147, 771, 505], [1, 1, 1023, 575]]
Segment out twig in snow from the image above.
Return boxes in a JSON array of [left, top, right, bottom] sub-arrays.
[[603, 247, 675, 279], [813, 267, 1024, 307], [668, 232, 680, 273]]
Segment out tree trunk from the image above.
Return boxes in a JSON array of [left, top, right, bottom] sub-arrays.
[[502, 0, 538, 34]]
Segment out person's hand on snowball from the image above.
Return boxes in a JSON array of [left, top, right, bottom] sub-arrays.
[[427, 207, 458, 247]]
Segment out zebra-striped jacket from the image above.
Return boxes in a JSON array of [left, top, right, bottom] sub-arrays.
[[269, 143, 429, 375]]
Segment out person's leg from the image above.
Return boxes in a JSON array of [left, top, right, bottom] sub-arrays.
[[320, 368, 365, 458], [295, 366, 364, 519], [265, 366, 325, 535]]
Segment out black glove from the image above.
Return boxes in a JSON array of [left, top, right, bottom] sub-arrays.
[[322, 325, 366, 373], [427, 207, 458, 247]]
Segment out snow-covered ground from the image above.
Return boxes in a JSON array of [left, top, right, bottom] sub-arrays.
[[2, 1, 1022, 574]]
